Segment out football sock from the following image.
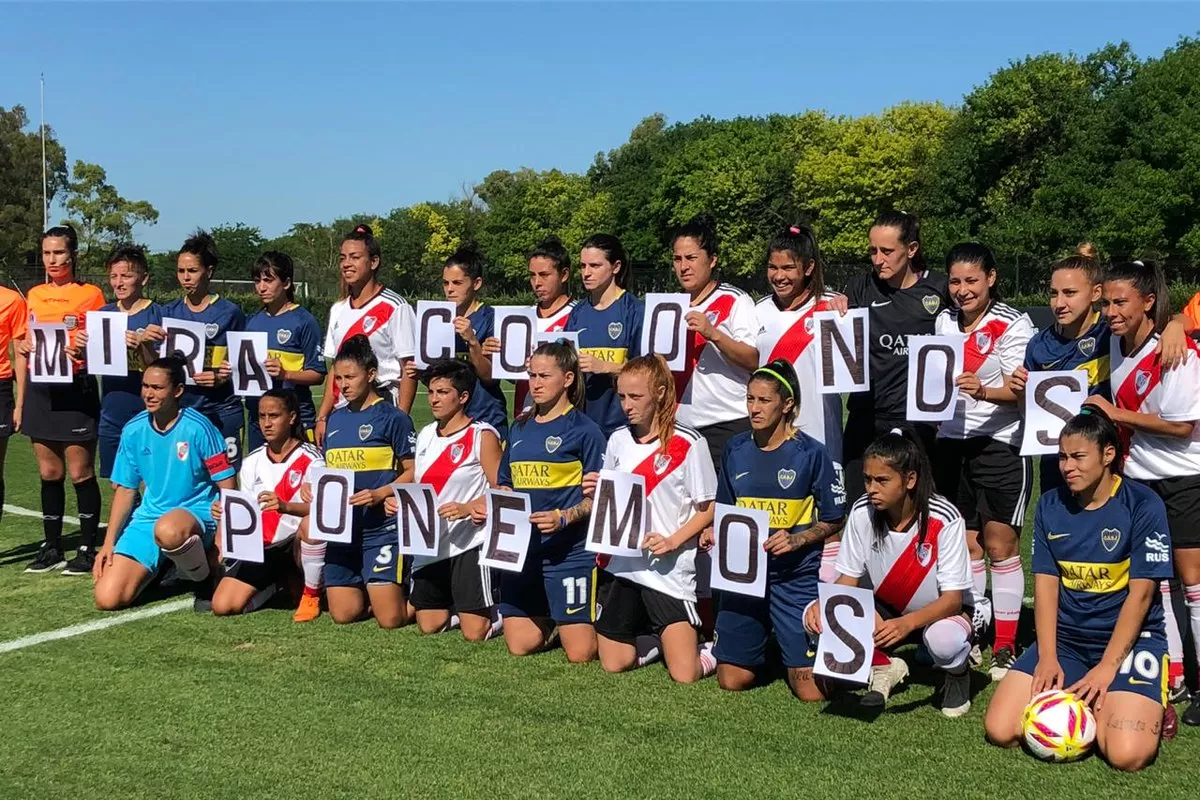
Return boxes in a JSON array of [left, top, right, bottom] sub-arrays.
[[242, 584, 277, 614], [698, 642, 717, 678], [923, 615, 972, 672], [991, 556, 1024, 651], [1184, 584, 1200, 671], [486, 609, 503, 641], [40, 478, 65, 550], [1163, 580, 1185, 689], [74, 477, 101, 550], [635, 634, 662, 667], [872, 648, 892, 667], [163, 534, 211, 582], [819, 540, 840, 583], [970, 558, 987, 602], [300, 541, 326, 593], [448, 614, 461, 632]]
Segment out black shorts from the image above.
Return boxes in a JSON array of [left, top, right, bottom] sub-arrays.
[[1142, 476, 1200, 549], [21, 374, 100, 442], [934, 436, 1032, 531], [0, 378, 14, 439], [409, 548, 496, 613], [843, 415, 937, 503], [698, 418, 751, 478], [593, 570, 700, 644], [223, 539, 295, 591]]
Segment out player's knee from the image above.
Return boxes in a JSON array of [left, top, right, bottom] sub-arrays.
[[38, 464, 65, 482], [1104, 739, 1156, 773], [600, 654, 636, 674], [459, 619, 491, 642], [983, 709, 1021, 747], [788, 670, 826, 702], [374, 606, 409, 629], [923, 619, 970, 667], [328, 604, 361, 625], [666, 662, 700, 684], [717, 670, 754, 692], [416, 616, 445, 635], [504, 630, 543, 657], [564, 643, 597, 664], [94, 582, 129, 612], [67, 464, 94, 484], [152, 519, 188, 550]]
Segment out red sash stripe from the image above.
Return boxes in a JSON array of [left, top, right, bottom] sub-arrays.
[[261, 453, 314, 543], [417, 427, 476, 496], [874, 516, 945, 613], [766, 305, 819, 365], [962, 319, 1011, 374], [675, 294, 737, 402]]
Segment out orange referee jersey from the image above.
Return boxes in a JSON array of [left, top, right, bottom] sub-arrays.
[[1182, 292, 1200, 332], [0, 286, 28, 380], [27, 281, 106, 369]]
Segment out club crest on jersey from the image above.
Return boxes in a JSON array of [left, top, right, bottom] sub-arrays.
[[705, 310, 719, 325], [777, 468, 796, 489], [804, 316, 815, 334], [1101, 527, 1122, 552], [288, 469, 303, 488], [608, 322, 623, 340], [63, 314, 78, 331], [450, 443, 465, 463], [973, 330, 992, 353], [358, 424, 373, 441], [654, 454, 672, 475], [1135, 370, 1151, 395], [1078, 337, 1096, 357], [362, 316, 377, 334], [916, 541, 933, 567], [922, 295, 940, 315], [176, 441, 189, 461], [201, 323, 217, 340], [276, 329, 292, 345], [545, 435, 562, 454]]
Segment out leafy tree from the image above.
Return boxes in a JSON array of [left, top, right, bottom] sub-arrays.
[[210, 223, 264, 279], [0, 106, 68, 268], [63, 160, 159, 270]]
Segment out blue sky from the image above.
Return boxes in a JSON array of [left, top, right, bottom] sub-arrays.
[[1, 2, 1196, 251]]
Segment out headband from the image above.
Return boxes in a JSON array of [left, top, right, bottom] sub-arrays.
[[753, 367, 794, 398]]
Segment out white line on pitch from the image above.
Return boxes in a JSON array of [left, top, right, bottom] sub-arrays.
[[4, 504, 81, 526], [0, 598, 192, 655]]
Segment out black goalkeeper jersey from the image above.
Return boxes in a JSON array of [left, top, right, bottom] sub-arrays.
[[844, 270, 951, 421]]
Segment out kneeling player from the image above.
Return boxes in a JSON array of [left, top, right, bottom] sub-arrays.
[[984, 410, 1171, 772], [407, 360, 502, 641], [804, 429, 981, 716], [92, 356, 237, 611], [210, 389, 325, 619]]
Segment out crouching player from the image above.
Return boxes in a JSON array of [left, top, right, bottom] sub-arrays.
[[804, 429, 981, 716], [210, 389, 325, 620], [984, 409, 1171, 772], [92, 356, 237, 611]]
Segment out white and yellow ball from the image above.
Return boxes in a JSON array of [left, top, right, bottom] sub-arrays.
[[1022, 690, 1096, 762]]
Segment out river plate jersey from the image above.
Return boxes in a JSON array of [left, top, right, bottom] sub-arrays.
[[162, 296, 246, 418], [98, 301, 164, 432], [413, 420, 498, 566], [239, 442, 324, 544], [566, 291, 644, 437], [323, 400, 416, 532], [676, 284, 757, 429], [244, 305, 326, 427]]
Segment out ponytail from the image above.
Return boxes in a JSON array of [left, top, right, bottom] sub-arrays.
[[1106, 260, 1170, 332], [863, 426, 934, 546], [619, 355, 678, 453], [750, 359, 802, 435], [1061, 407, 1124, 476], [765, 223, 826, 300]]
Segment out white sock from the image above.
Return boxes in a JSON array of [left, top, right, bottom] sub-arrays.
[[698, 641, 717, 678], [970, 558, 987, 603], [1163, 581, 1185, 688], [991, 556, 1024, 652], [242, 584, 277, 613], [485, 609, 503, 640], [923, 616, 972, 672], [448, 613, 461, 632], [163, 535, 210, 582], [1184, 584, 1200, 668], [819, 541, 840, 583], [635, 634, 662, 667], [300, 541, 326, 591]]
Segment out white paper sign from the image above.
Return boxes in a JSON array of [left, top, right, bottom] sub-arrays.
[[28, 322, 72, 384], [537, 330, 578, 351], [1021, 369, 1089, 456], [220, 489, 264, 564], [227, 331, 270, 398], [641, 293, 690, 371], [492, 306, 537, 380], [160, 317, 208, 385], [393, 483, 440, 557], [480, 490, 532, 573], [415, 300, 456, 368], [709, 503, 768, 598], [585, 469, 648, 558], [85, 311, 129, 378], [906, 334, 964, 422], [813, 583, 877, 686], [813, 308, 870, 393], [308, 467, 355, 544]]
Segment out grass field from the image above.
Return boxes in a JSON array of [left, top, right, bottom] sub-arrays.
[[1, 388, 1198, 798]]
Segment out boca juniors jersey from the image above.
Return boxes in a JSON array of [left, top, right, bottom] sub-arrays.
[[323, 399, 416, 532], [1023, 313, 1112, 398], [675, 284, 757, 430], [1033, 476, 1172, 643], [98, 300, 164, 434], [836, 494, 971, 615], [162, 296, 246, 418], [456, 304, 509, 438], [238, 442, 324, 545], [245, 305, 326, 428], [413, 420, 499, 566], [566, 291, 644, 437]]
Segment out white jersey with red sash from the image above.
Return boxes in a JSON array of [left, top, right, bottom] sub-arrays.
[[836, 495, 970, 615], [1110, 332, 1200, 481], [755, 292, 844, 465], [412, 420, 498, 567], [514, 299, 577, 413], [935, 302, 1034, 445], [599, 424, 718, 601], [237, 443, 324, 545], [324, 288, 416, 403], [675, 284, 757, 429]]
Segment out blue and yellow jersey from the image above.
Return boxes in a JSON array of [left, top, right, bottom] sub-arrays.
[[324, 399, 416, 532], [1033, 476, 1172, 644], [162, 295, 246, 418], [111, 407, 236, 522], [1023, 313, 1111, 398], [566, 290, 644, 437], [499, 407, 606, 542], [98, 300, 164, 434], [457, 304, 509, 438], [245, 305, 326, 428], [717, 431, 846, 576]]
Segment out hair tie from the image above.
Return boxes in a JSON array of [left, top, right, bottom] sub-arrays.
[[789, 225, 802, 235], [355, 225, 368, 235], [890, 427, 903, 435]]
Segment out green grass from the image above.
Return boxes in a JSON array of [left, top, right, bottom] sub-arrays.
[[1, 389, 1199, 798]]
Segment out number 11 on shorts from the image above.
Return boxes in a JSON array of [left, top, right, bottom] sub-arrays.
[[563, 576, 587, 607]]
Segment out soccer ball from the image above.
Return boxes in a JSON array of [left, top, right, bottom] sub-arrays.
[[1022, 690, 1096, 762]]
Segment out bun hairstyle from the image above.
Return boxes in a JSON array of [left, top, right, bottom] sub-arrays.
[[260, 387, 305, 441], [872, 210, 926, 273], [672, 212, 719, 258], [1050, 241, 1102, 285], [105, 243, 149, 274], [520, 340, 585, 421], [766, 223, 826, 300], [750, 358, 802, 432], [146, 353, 189, 390], [619, 355, 678, 453], [862, 426, 936, 546], [529, 235, 571, 275], [945, 241, 1001, 300], [334, 333, 380, 375], [444, 240, 487, 282], [252, 251, 296, 301], [1105, 259, 1170, 332], [42, 223, 79, 265], [343, 223, 382, 263], [179, 229, 220, 271], [580, 233, 632, 290], [1061, 406, 1124, 475]]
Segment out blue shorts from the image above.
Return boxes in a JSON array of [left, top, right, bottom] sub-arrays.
[[324, 526, 407, 588], [714, 572, 818, 670], [1013, 631, 1169, 705], [112, 507, 216, 573], [204, 408, 245, 472], [499, 534, 596, 625]]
